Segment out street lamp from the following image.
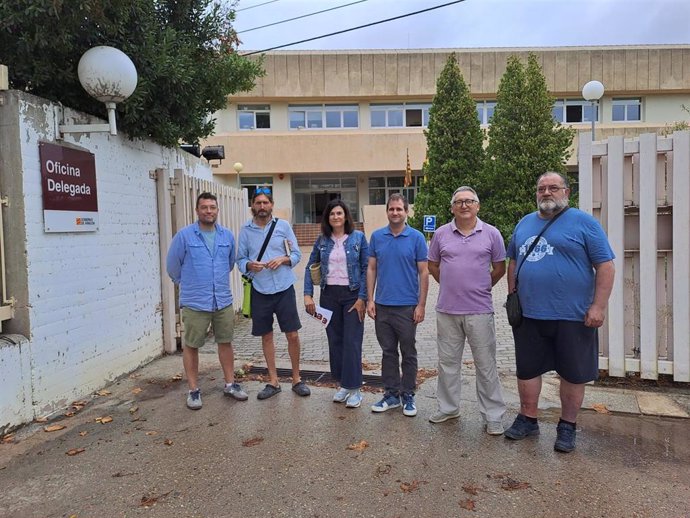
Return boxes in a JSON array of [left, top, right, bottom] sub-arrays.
[[233, 162, 244, 189], [582, 80, 605, 140]]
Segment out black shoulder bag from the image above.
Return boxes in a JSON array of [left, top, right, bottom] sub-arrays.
[[241, 218, 278, 318], [506, 208, 568, 327]]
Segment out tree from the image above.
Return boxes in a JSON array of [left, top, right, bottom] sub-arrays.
[[0, 0, 263, 147], [409, 54, 484, 231], [479, 53, 575, 242]]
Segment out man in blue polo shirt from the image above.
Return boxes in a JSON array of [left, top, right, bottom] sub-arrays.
[[167, 192, 247, 410], [366, 194, 429, 417]]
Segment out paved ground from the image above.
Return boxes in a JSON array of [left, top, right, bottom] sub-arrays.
[[2, 245, 690, 517], [231, 246, 516, 373], [1, 355, 688, 518]]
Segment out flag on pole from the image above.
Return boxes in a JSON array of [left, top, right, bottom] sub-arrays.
[[404, 148, 412, 187]]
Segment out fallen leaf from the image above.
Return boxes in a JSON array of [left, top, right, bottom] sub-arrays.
[[347, 440, 369, 452], [64, 411, 75, 417], [128, 373, 140, 379], [164, 439, 173, 446], [129, 406, 139, 414], [35, 416, 49, 423], [400, 480, 420, 493], [71, 401, 88, 411], [79, 431, 88, 437], [66, 447, 85, 456], [242, 436, 264, 447], [131, 387, 142, 395], [500, 477, 530, 491], [375, 464, 392, 476], [95, 390, 111, 397], [139, 490, 171, 507], [145, 431, 158, 436], [459, 499, 476, 511], [44, 424, 66, 432], [462, 483, 481, 496], [1, 433, 15, 444], [337, 416, 346, 420], [591, 403, 611, 414], [170, 374, 183, 381], [361, 361, 378, 371], [95, 416, 113, 424]]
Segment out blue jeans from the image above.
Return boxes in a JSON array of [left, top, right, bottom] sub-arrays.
[[320, 285, 364, 390], [374, 304, 418, 396]]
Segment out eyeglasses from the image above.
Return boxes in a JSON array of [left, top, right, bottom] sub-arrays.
[[452, 199, 478, 207], [537, 185, 567, 194], [255, 187, 272, 195]]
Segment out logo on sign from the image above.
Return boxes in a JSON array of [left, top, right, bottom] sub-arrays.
[[423, 215, 437, 232]]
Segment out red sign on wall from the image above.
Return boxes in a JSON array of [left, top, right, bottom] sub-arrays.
[[39, 142, 99, 232]]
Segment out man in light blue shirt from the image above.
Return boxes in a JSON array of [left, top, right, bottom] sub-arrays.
[[237, 189, 310, 400], [167, 192, 247, 410]]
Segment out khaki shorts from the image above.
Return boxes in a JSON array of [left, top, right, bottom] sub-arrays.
[[181, 305, 235, 348]]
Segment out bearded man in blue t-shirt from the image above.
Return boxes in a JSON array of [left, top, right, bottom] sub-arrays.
[[504, 172, 615, 453]]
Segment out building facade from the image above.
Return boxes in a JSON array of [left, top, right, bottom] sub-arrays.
[[202, 45, 690, 231]]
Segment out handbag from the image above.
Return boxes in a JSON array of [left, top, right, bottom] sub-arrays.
[[241, 218, 278, 318], [507, 208, 568, 327], [308, 235, 322, 286], [309, 262, 322, 285]]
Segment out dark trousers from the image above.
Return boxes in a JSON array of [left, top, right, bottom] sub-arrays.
[[320, 285, 364, 390], [374, 304, 418, 396]]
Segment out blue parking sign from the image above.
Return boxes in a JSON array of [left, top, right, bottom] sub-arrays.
[[423, 215, 436, 232]]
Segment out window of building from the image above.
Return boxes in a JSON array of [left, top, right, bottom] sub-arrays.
[[288, 104, 359, 129], [237, 104, 271, 130], [476, 101, 496, 125], [371, 103, 431, 128], [368, 175, 423, 205], [612, 98, 641, 122], [241, 176, 274, 205], [552, 99, 597, 123]]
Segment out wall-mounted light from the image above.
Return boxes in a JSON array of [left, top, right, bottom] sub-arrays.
[[180, 144, 201, 157], [59, 46, 138, 138], [201, 145, 225, 164]]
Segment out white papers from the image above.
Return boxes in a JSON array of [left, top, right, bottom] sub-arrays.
[[307, 305, 332, 328]]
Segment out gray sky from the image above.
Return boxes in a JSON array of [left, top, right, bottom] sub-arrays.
[[232, 0, 690, 52]]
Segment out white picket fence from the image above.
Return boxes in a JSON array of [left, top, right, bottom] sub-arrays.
[[578, 131, 690, 381], [156, 169, 248, 353]]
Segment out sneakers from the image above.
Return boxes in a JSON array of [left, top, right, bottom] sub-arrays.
[[401, 393, 417, 417], [486, 421, 505, 436], [554, 421, 577, 453], [429, 410, 461, 424], [371, 393, 401, 413], [345, 390, 363, 408], [292, 381, 311, 397], [257, 383, 282, 400], [333, 387, 351, 403], [186, 389, 202, 410], [504, 414, 540, 440], [224, 382, 248, 401]]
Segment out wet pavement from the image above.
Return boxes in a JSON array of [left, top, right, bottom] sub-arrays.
[[1, 246, 690, 517]]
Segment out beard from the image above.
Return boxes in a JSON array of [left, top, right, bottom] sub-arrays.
[[538, 197, 569, 214], [251, 207, 272, 218]]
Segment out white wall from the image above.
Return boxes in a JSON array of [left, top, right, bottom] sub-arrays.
[[0, 91, 212, 429]]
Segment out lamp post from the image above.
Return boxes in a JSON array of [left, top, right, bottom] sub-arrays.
[[582, 80, 605, 140], [233, 162, 244, 189]]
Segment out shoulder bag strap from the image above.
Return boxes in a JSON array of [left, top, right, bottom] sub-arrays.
[[256, 218, 278, 262], [514, 207, 569, 289]]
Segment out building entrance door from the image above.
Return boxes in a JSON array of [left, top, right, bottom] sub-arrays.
[[314, 192, 340, 223]]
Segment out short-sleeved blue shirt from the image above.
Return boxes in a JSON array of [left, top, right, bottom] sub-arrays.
[[369, 224, 428, 306], [507, 208, 615, 321]]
